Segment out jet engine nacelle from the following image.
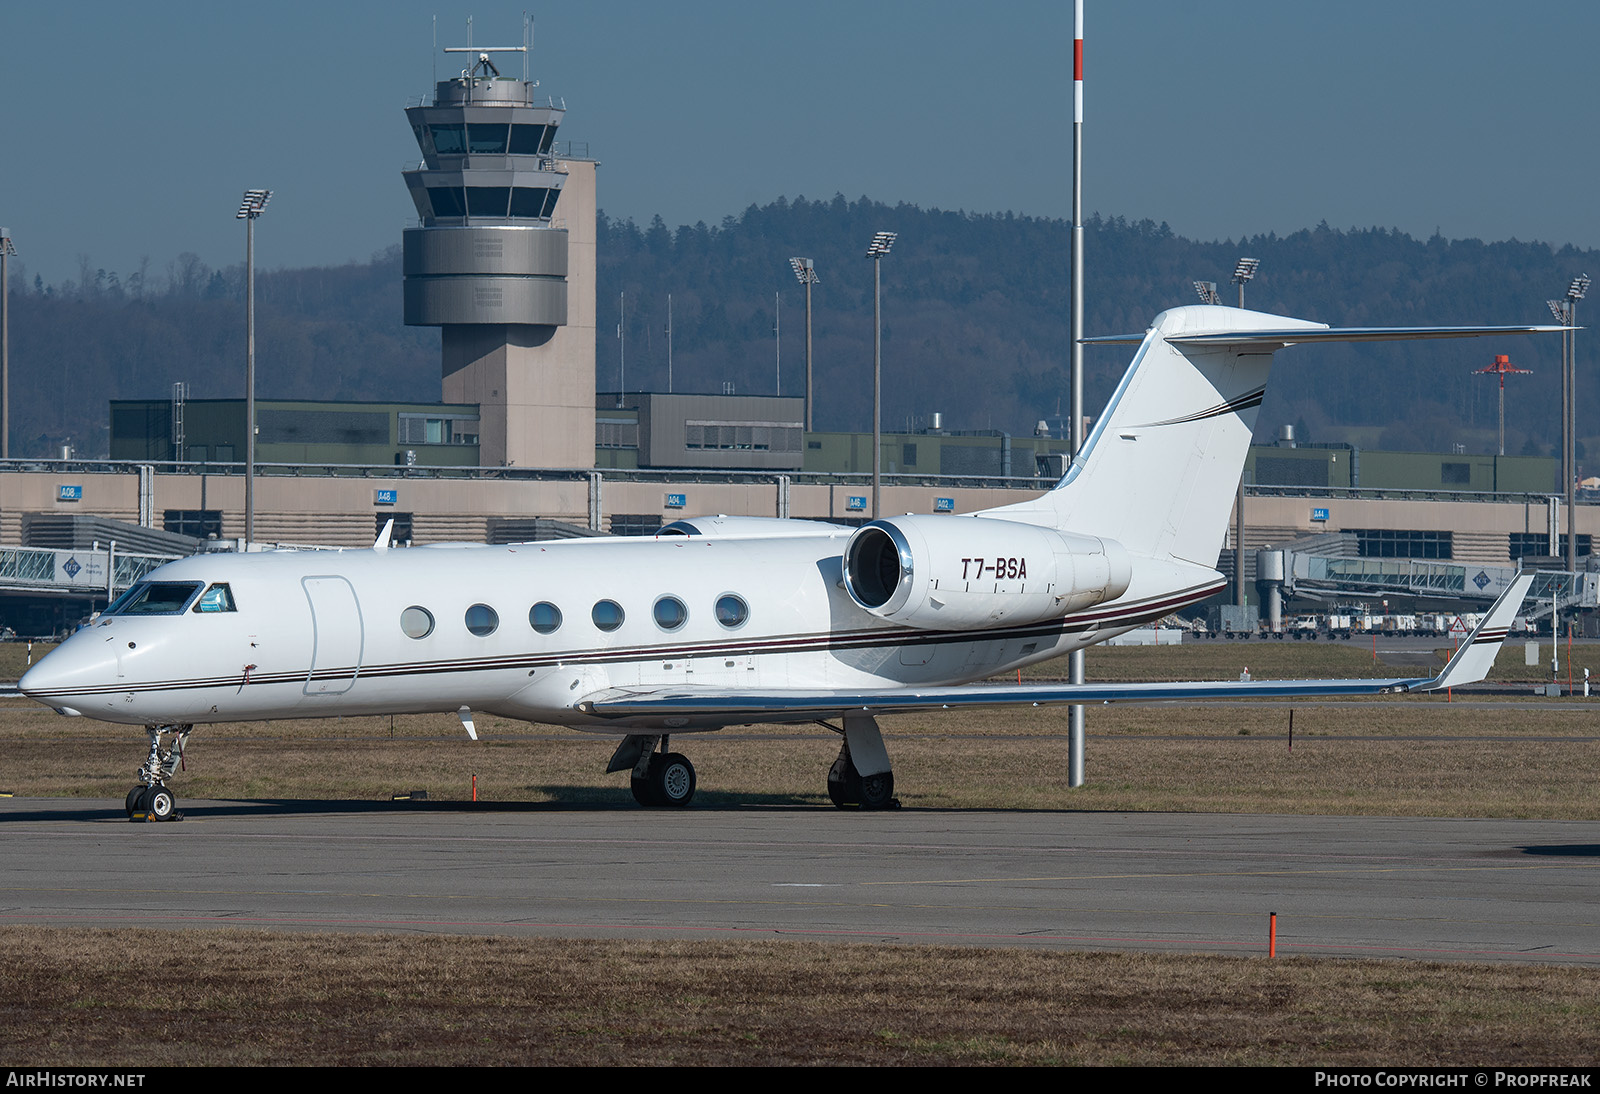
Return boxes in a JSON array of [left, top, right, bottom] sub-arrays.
[[841, 515, 1132, 631]]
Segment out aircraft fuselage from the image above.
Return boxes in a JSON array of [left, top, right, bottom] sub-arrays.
[[22, 529, 1214, 732]]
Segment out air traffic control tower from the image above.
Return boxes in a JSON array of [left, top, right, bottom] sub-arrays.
[[402, 42, 597, 468]]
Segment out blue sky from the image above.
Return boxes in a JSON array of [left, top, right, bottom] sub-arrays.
[[4, 1, 1597, 285]]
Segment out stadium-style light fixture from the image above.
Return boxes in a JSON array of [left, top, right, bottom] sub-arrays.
[[790, 258, 819, 431], [236, 189, 272, 221], [1550, 275, 1588, 575], [1232, 257, 1260, 284], [238, 188, 272, 546], [1193, 280, 1221, 306], [866, 233, 897, 517]]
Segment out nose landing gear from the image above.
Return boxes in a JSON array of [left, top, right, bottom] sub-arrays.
[[126, 724, 191, 822]]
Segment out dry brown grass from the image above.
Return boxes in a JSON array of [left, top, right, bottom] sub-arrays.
[[0, 640, 55, 681], [2, 928, 1597, 1066], [7, 694, 1597, 818]]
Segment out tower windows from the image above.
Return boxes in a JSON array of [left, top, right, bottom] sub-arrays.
[[426, 186, 466, 218], [466, 187, 511, 217], [510, 187, 559, 219], [466, 123, 509, 154], [509, 124, 547, 154], [429, 124, 466, 155]]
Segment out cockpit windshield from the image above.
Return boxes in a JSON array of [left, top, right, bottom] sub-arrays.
[[104, 581, 204, 617]]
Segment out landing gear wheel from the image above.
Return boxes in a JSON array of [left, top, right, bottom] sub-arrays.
[[652, 752, 696, 807], [827, 748, 898, 810], [857, 769, 895, 810], [146, 785, 176, 821], [125, 787, 142, 817], [631, 752, 696, 808], [827, 754, 857, 808], [630, 772, 659, 807]]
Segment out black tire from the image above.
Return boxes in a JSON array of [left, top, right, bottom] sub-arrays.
[[856, 770, 896, 810], [147, 785, 175, 821], [125, 786, 143, 817], [630, 773, 659, 807], [827, 754, 858, 808], [652, 753, 696, 807], [828, 750, 895, 810]]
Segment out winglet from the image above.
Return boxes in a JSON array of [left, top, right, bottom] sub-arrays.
[[1418, 573, 1535, 691], [373, 518, 394, 554]]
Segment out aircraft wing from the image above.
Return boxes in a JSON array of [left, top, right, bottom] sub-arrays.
[[580, 575, 1533, 722]]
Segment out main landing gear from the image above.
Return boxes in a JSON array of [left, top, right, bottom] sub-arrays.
[[609, 735, 697, 808], [825, 712, 899, 810], [126, 724, 191, 822], [606, 713, 901, 811]]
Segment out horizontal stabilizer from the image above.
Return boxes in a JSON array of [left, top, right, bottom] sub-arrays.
[[1084, 324, 1570, 348]]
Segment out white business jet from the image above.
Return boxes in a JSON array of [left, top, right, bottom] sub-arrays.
[[21, 305, 1547, 818]]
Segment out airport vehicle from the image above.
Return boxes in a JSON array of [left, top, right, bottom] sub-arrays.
[[1288, 615, 1321, 639], [19, 306, 1546, 816]]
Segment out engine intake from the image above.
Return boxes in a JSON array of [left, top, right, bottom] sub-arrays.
[[842, 515, 1131, 630]]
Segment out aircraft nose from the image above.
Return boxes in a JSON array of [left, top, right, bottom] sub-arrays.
[[20, 635, 120, 712]]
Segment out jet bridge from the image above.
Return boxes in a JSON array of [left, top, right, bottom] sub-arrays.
[[1263, 546, 1595, 618], [0, 544, 176, 599]]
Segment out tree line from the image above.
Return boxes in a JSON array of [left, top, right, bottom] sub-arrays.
[[4, 195, 1594, 460]]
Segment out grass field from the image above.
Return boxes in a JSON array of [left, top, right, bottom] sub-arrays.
[[4, 931, 1598, 1066], [9, 693, 1600, 818], [5, 640, 1599, 1066]]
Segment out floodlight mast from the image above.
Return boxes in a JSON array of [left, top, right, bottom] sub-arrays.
[[1229, 257, 1261, 610], [1193, 280, 1221, 306], [236, 189, 272, 546], [1231, 257, 1259, 307], [1565, 275, 1589, 574], [0, 227, 14, 460], [866, 233, 896, 519], [790, 258, 818, 431]]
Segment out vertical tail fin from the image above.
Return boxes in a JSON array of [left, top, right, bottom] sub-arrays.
[[985, 308, 1564, 566], [987, 305, 1323, 565]]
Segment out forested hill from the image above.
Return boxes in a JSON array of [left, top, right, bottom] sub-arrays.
[[7, 195, 1595, 459]]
